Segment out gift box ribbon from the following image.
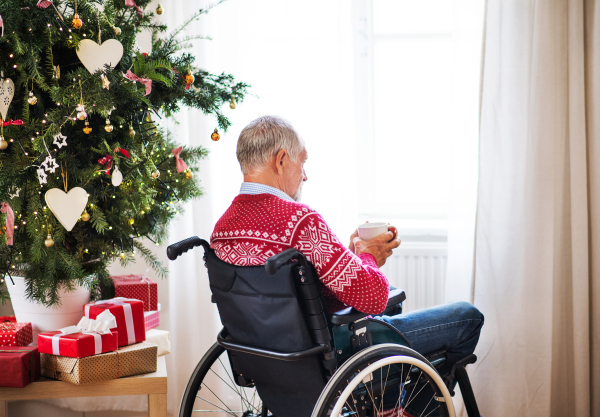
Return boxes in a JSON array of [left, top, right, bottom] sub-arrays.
[[85, 298, 138, 345], [52, 311, 117, 355], [0, 349, 35, 382]]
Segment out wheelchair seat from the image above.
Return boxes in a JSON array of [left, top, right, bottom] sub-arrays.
[[167, 237, 480, 417]]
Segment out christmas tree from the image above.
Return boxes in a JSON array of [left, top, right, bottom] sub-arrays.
[[0, 0, 248, 305]]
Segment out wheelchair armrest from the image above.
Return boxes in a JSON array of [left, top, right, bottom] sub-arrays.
[[330, 288, 406, 326]]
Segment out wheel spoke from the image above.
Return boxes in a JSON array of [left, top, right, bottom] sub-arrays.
[[421, 404, 441, 417], [403, 373, 428, 411], [201, 383, 235, 413], [196, 395, 239, 417], [418, 393, 436, 417]]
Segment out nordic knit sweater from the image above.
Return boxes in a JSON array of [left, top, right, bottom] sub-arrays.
[[210, 193, 390, 314]]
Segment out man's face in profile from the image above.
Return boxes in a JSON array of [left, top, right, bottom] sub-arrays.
[[289, 148, 308, 202]]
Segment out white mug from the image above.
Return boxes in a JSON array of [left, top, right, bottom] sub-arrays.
[[357, 222, 396, 241]]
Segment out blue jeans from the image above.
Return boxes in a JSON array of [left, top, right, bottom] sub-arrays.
[[376, 301, 484, 416]]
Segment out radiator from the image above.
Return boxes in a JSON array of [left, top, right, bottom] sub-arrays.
[[379, 242, 448, 313]]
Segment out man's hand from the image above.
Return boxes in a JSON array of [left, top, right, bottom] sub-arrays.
[[353, 231, 401, 268]]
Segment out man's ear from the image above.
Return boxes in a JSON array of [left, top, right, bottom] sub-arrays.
[[275, 149, 287, 175]]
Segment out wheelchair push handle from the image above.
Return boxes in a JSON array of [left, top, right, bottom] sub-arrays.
[[166, 236, 210, 260], [265, 248, 308, 274]]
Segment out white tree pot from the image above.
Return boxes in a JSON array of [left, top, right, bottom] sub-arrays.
[[6, 276, 90, 341]]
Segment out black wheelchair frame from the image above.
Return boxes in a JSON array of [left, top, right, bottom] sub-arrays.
[[168, 236, 480, 417]]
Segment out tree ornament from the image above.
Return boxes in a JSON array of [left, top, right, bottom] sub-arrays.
[[83, 120, 92, 134], [185, 169, 193, 180], [72, 0, 82, 29], [45, 187, 89, 232], [76, 103, 87, 120], [45, 234, 55, 248], [53, 132, 67, 148], [27, 91, 38, 105], [111, 165, 123, 186], [101, 74, 111, 90], [151, 170, 160, 179], [105, 119, 114, 132], [128, 125, 136, 138], [76, 40, 124, 76], [37, 168, 48, 185], [113, 26, 121, 36], [156, 4, 163, 14], [0, 137, 7, 150], [185, 72, 194, 86], [229, 96, 236, 109], [211, 128, 220, 141], [81, 210, 90, 221], [72, 13, 83, 29], [53, 65, 61, 80], [0, 75, 15, 121], [41, 155, 59, 173]]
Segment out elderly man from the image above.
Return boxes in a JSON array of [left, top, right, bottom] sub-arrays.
[[211, 115, 483, 416]]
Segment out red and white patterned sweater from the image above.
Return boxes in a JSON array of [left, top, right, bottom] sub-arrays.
[[210, 194, 390, 314]]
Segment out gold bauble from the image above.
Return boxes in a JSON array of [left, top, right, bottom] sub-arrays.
[[229, 97, 236, 109], [211, 128, 220, 141], [83, 121, 92, 134], [185, 170, 193, 180], [151, 170, 160, 179], [128, 126, 136, 138], [72, 14, 83, 29], [28, 92, 37, 105], [185, 73, 194, 85], [156, 4, 163, 14], [128, 218, 135, 225], [77, 110, 87, 120], [113, 26, 121, 36], [0, 137, 7, 150], [105, 120, 114, 132], [81, 211, 90, 222], [45, 235, 55, 248]]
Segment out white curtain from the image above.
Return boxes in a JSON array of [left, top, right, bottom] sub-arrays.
[[472, 0, 600, 415]]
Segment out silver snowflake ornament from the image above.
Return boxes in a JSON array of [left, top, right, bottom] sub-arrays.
[[53, 132, 67, 148], [41, 155, 59, 174], [37, 168, 48, 185]]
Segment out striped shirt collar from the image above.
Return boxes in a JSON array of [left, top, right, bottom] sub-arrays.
[[239, 182, 295, 202]]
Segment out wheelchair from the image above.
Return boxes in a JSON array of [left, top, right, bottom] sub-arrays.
[[167, 237, 481, 417]]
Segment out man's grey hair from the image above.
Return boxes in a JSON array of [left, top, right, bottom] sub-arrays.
[[236, 116, 305, 175]]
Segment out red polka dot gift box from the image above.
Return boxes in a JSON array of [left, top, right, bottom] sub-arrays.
[[0, 322, 33, 347], [111, 275, 158, 312]]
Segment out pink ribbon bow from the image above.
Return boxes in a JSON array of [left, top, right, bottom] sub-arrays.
[[124, 0, 144, 16], [36, 0, 64, 21], [171, 146, 188, 173], [0, 15, 4, 37], [1, 202, 14, 245], [123, 70, 152, 96]]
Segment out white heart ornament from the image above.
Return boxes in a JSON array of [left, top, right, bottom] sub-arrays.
[[0, 77, 15, 121], [76, 39, 124, 75], [45, 187, 89, 232]]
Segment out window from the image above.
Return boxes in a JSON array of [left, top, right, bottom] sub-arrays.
[[354, 0, 483, 234]]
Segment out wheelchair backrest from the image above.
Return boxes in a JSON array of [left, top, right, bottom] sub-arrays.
[[205, 249, 331, 417]]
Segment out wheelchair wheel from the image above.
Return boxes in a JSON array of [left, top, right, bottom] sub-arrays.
[[312, 344, 455, 417], [179, 342, 269, 417]]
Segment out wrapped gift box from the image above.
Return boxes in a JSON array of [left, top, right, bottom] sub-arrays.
[[0, 346, 40, 387], [40, 342, 158, 385], [84, 298, 146, 347], [145, 329, 171, 356], [0, 316, 16, 323], [38, 330, 118, 359], [0, 322, 33, 347], [111, 275, 158, 312]]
